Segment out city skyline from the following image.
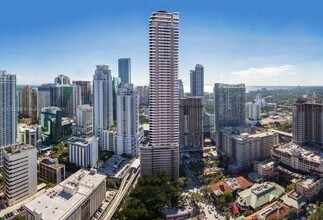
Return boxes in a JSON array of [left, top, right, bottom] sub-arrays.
[[1, 0, 323, 91]]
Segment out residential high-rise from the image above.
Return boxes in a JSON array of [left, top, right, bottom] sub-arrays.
[[75, 104, 93, 136], [38, 158, 65, 184], [71, 84, 82, 116], [292, 98, 323, 145], [190, 64, 204, 97], [118, 58, 131, 84], [93, 65, 113, 147], [246, 102, 261, 123], [17, 123, 41, 147], [214, 83, 246, 130], [178, 79, 185, 98], [3, 143, 37, 206], [19, 85, 38, 123], [112, 76, 121, 121], [179, 97, 203, 148], [68, 136, 98, 168], [140, 11, 180, 179], [72, 80, 92, 105], [0, 71, 17, 165], [54, 74, 71, 85], [116, 84, 138, 156]]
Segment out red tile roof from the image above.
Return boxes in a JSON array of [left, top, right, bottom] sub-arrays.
[[210, 176, 253, 194]]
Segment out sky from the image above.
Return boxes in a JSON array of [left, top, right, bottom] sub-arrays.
[[1, 0, 323, 92]]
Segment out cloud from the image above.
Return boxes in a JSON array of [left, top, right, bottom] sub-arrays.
[[230, 65, 296, 78]]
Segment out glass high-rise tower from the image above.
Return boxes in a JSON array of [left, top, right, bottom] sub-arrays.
[[140, 11, 180, 179], [118, 58, 131, 84], [0, 71, 17, 165], [190, 64, 204, 97]]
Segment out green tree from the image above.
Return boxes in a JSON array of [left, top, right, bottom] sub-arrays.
[[285, 183, 293, 192], [106, 178, 117, 189], [242, 210, 252, 217], [308, 203, 323, 220]]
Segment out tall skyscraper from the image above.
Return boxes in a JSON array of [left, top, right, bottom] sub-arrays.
[[93, 65, 113, 147], [118, 58, 131, 84], [76, 104, 93, 136], [292, 98, 323, 145], [72, 81, 92, 105], [140, 11, 179, 179], [116, 84, 138, 156], [112, 76, 121, 121], [0, 71, 17, 165], [179, 97, 203, 148], [19, 85, 38, 123], [54, 74, 71, 85], [40, 106, 63, 145], [136, 85, 149, 106], [190, 64, 204, 97], [245, 102, 261, 123], [214, 83, 246, 130], [71, 84, 82, 116], [178, 79, 185, 98]]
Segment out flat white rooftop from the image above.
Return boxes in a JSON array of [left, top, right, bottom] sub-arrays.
[[24, 169, 106, 220]]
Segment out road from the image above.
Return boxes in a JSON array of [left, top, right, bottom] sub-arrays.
[[100, 167, 140, 220]]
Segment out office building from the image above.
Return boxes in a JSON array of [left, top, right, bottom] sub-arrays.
[[178, 79, 185, 98], [179, 97, 203, 148], [3, 143, 37, 206], [293, 176, 323, 200], [292, 98, 323, 145], [24, 169, 106, 220], [190, 64, 204, 97], [37, 83, 56, 116], [68, 136, 98, 168], [54, 74, 71, 85], [19, 85, 37, 123], [214, 83, 246, 130], [39, 158, 65, 184], [217, 127, 279, 171], [102, 130, 117, 152], [75, 104, 93, 136], [137, 85, 149, 106], [112, 76, 121, 121], [140, 11, 180, 179], [118, 58, 131, 84], [17, 123, 41, 147], [116, 84, 138, 156], [246, 102, 261, 123], [203, 113, 215, 133], [40, 107, 63, 145], [93, 65, 113, 147], [0, 71, 17, 165], [72, 80, 92, 105]]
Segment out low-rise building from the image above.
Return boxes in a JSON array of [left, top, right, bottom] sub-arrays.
[[24, 169, 106, 220], [271, 142, 323, 177], [3, 143, 37, 206], [68, 136, 98, 168], [237, 182, 285, 211], [161, 207, 193, 220], [210, 176, 253, 197], [292, 176, 323, 200], [38, 158, 65, 184]]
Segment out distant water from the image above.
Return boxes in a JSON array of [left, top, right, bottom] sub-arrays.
[[246, 86, 323, 93]]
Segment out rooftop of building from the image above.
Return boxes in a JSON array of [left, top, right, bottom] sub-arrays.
[[161, 206, 193, 217], [18, 123, 40, 132], [294, 176, 322, 189], [3, 143, 36, 156], [273, 142, 323, 165], [24, 169, 106, 220], [39, 158, 65, 169], [237, 182, 285, 210], [210, 176, 253, 194], [281, 191, 307, 210], [67, 136, 97, 146], [258, 160, 276, 169], [245, 201, 290, 220]]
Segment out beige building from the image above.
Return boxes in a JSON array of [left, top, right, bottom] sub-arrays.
[[293, 176, 323, 200], [38, 158, 65, 184], [179, 97, 203, 148], [19, 85, 38, 123], [271, 142, 323, 177], [218, 127, 279, 171]]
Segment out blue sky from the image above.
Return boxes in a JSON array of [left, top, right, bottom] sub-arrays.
[[1, 0, 323, 91]]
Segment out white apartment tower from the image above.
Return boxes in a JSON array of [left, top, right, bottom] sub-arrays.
[[0, 71, 17, 165], [246, 102, 261, 123], [116, 84, 138, 156], [140, 11, 180, 179], [93, 65, 113, 147], [68, 136, 98, 168], [3, 143, 37, 206], [71, 84, 82, 116]]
